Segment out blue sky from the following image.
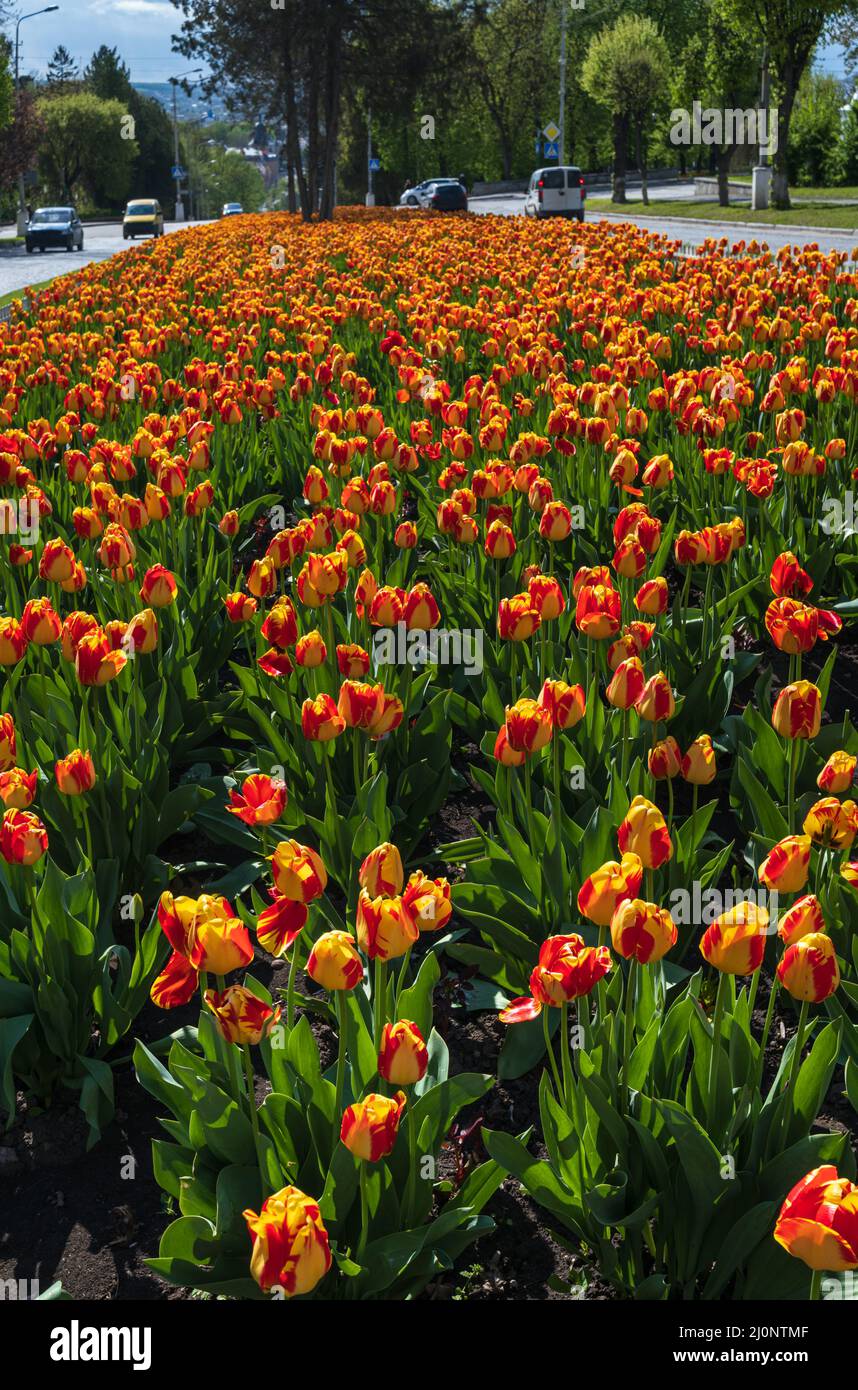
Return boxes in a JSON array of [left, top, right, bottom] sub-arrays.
[[8, 0, 197, 83], [5, 0, 854, 89]]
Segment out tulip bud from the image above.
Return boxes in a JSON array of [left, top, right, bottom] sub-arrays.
[[610, 898, 677, 964], [359, 842, 404, 897], [307, 930, 364, 991], [618, 795, 672, 870], [340, 1090, 406, 1161], [243, 1186, 331, 1296], [699, 901, 769, 975], [777, 932, 840, 1003], [772, 681, 822, 740], [378, 1020, 428, 1085]]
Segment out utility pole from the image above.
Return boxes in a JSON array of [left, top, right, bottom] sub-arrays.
[[558, 0, 567, 165], [14, 7, 60, 236], [169, 69, 202, 222], [366, 107, 375, 207], [751, 43, 771, 210]]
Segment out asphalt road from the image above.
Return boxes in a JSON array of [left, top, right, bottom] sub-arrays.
[[470, 190, 857, 256], [0, 220, 209, 302]]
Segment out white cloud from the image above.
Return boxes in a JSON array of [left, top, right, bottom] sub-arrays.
[[88, 0, 176, 17]]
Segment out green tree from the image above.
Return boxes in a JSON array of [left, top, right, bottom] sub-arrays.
[[36, 92, 137, 206], [0, 43, 12, 134], [788, 70, 845, 186], [84, 46, 174, 204], [45, 44, 78, 91], [581, 12, 671, 203], [83, 45, 131, 101], [722, 0, 858, 207], [190, 146, 266, 216]]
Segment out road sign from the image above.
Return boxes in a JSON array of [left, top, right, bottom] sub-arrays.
[[369, 157, 381, 171], [171, 165, 186, 180], [543, 121, 560, 144], [544, 139, 559, 158]]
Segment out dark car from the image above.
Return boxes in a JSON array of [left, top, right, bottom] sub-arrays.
[[427, 181, 468, 212], [25, 206, 84, 254]]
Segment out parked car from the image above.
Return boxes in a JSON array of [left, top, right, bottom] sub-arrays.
[[123, 199, 164, 240], [222, 202, 244, 216], [25, 207, 84, 254], [524, 166, 585, 220], [398, 178, 462, 208], [426, 181, 468, 212]]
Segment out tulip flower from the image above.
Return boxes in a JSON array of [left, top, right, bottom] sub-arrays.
[[378, 1020, 428, 1085], [610, 898, 677, 964], [21, 598, 61, 646], [636, 672, 675, 724], [498, 593, 541, 641], [699, 901, 769, 975], [270, 840, 327, 903], [493, 724, 526, 767], [401, 871, 452, 932], [577, 853, 643, 927], [772, 681, 822, 740], [140, 565, 177, 608], [151, 892, 254, 1007], [243, 1186, 332, 1295], [224, 592, 258, 623], [258, 648, 294, 679], [575, 582, 621, 640], [307, 930, 364, 991], [818, 751, 856, 794], [340, 1090, 406, 1161], [204, 984, 281, 1045], [336, 643, 370, 679], [261, 599, 298, 649], [777, 932, 840, 1003], [537, 679, 585, 730], [74, 629, 127, 686], [681, 734, 716, 785], [770, 551, 814, 599], [606, 656, 645, 710], [301, 693, 346, 741], [505, 698, 553, 755], [802, 798, 858, 851], [0, 768, 37, 810], [338, 679, 384, 730], [227, 773, 287, 826], [55, 750, 95, 796], [499, 934, 612, 1023], [759, 835, 811, 894], [778, 895, 825, 947], [774, 1166, 858, 1274], [0, 715, 17, 772], [0, 807, 48, 866], [617, 796, 672, 870], [356, 889, 419, 961], [0, 617, 28, 666], [649, 736, 681, 780], [359, 842, 404, 897]]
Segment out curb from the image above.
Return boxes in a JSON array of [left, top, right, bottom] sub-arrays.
[[589, 208, 857, 238]]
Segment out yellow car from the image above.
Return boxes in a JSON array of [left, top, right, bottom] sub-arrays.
[[123, 199, 164, 240]]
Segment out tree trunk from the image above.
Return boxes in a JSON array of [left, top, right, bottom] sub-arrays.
[[771, 79, 796, 209], [635, 120, 648, 205], [716, 146, 732, 206], [287, 160, 296, 213], [612, 112, 627, 203], [318, 15, 341, 221]]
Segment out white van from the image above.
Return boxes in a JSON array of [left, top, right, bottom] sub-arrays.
[[524, 166, 585, 220]]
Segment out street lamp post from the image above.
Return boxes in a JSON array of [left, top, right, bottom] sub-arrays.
[[14, 6, 60, 235], [558, 0, 567, 165], [169, 69, 202, 222], [366, 107, 374, 207]]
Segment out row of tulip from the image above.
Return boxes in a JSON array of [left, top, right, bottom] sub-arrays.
[[0, 209, 856, 1298]]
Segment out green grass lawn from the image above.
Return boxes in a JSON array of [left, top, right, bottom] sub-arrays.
[[587, 197, 858, 229], [0, 278, 54, 310]]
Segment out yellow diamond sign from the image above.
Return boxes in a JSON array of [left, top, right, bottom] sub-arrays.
[[543, 121, 560, 143]]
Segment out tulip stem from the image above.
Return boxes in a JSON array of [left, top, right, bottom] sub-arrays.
[[542, 1007, 563, 1104], [286, 927, 304, 1030], [757, 976, 780, 1094], [780, 998, 810, 1145], [333, 992, 348, 1153], [559, 1001, 573, 1108], [621, 958, 638, 1113], [356, 1163, 370, 1263], [242, 1043, 261, 1140], [809, 1269, 822, 1301], [373, 958, 388, 1050], [787, 737, 798, 835], [620, 707, 629, 786], [706, 971, 728, 1137]]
